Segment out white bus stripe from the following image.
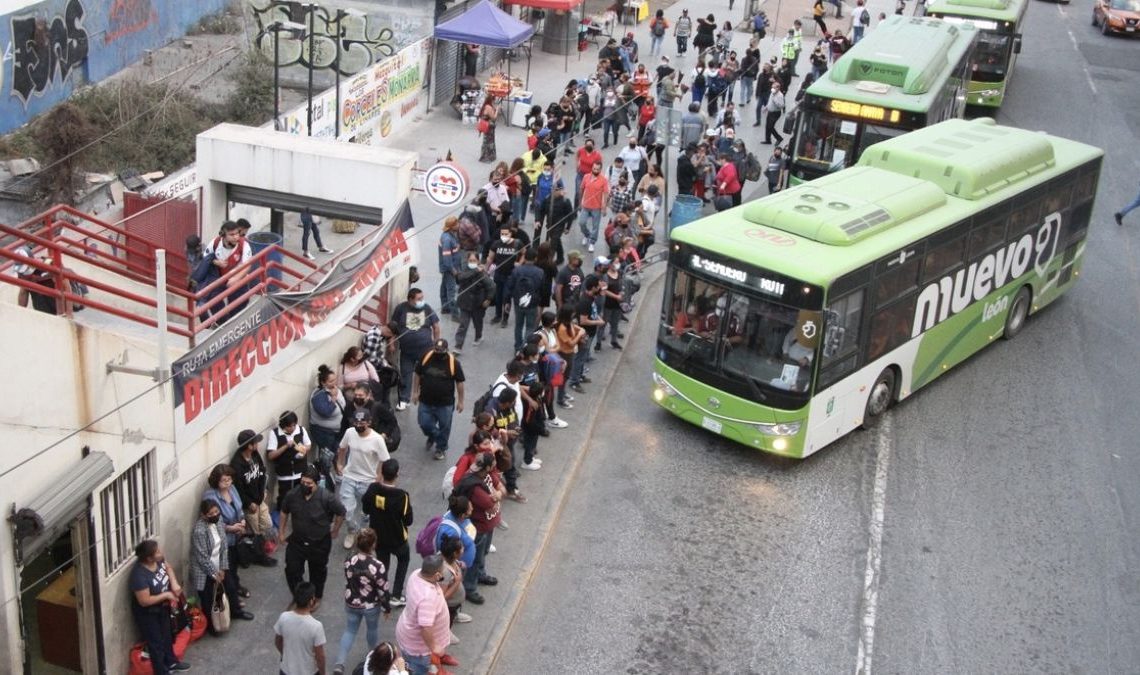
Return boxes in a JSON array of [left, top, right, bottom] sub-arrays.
[[856, 417, 892, 675]]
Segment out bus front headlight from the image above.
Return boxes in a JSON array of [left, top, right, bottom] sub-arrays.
[[754, 421, 802, 436], [652, 372, 678, 400]]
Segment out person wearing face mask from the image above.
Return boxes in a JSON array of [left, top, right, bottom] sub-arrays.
[[599, 89, 620, 148], [483, 225, 523, 327], [130, 540, 190, 673], [578, 161, 609, 254], [574, 137, 602, 211], [337, 410, 391, 549], [341, 383, 402, 453], [190, 499, 254, 635], [268, 410, 313, 513], [454, 252, 495, 352], [544, 182, 574, 265], [279, 466, 348, 602], [481, 170, 510, 219], [531, 164, 556, 232], [391, 288, 441, 411], [618, 137, 647, 186]]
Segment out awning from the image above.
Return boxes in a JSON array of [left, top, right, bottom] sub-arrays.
[[434, 0, 535, 49], [504, 0, 585, 9], [8, 452, 114, 564]]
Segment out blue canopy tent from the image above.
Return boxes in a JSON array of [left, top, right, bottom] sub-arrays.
[[434, 0, 536, 96]]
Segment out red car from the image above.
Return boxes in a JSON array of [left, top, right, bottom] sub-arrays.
[[1092, 0, 1140, 35]]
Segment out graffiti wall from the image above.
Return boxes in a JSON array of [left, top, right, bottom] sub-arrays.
[[248, 1, 434, 80], [0, 0, 230, 134]]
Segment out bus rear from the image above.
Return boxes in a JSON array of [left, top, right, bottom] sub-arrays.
[[925, 0, 1027, 108], [789, 16, 976, 185]]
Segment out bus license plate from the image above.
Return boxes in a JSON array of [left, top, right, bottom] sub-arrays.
[[701, 416, 723, 433]]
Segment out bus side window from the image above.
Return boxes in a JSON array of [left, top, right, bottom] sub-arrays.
[[968, 216, 1007, 258], [921, 236, 966, 283], [867, 296, 918, 362], [873, 255, 921, 308]]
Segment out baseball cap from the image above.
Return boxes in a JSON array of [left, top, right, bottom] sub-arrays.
[[434, 338, 449, 352], [594, 255, 611, 268], [237, 429, 264, 447], [568, 249, 583, 261], [537, 127, 551, 138], [352, 409, 372, 424], [554, 179, 566, 190], [628, 132, 638, 139]]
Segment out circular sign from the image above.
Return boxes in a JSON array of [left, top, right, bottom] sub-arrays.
[[424, 161, 469, 208]]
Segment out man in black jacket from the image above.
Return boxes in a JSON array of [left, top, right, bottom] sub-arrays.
[[231, 429, 278, 566], [677, 143, 698, 195], [545, 181, 575, 266], [362, 459, 414, 605]]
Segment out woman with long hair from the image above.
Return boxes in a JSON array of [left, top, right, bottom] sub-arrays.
[[333, 528, 391, 674], [478, 94, 498, 163], [309, 364, 346, 455]]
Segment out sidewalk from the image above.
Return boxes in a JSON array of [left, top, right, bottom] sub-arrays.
[[189, 0, 914, 672]]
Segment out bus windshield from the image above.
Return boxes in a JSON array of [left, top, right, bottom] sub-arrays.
[[794, 110, 907, 176], [972, 32, 1011, 81], [659, 266, 823, 407]]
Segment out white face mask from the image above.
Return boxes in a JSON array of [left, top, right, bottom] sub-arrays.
[[468, 262, 479, 270], [500, 235, 511, 243], [539, 345, 547, 353]]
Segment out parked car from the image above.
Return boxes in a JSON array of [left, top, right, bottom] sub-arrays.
[[1092, 0, 1140, 35]]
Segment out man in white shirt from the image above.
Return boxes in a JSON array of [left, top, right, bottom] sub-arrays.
[[482, 169, 511, 218], [203, 220, 252, 274], [605, 156, 634, 191], [617, 133, 649, 186], [336, 410, 390, 548], [274, 582, 326, 675]]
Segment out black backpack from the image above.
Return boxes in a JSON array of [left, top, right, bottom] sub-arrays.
[[744, 152, 763, 182], [471, 384, 497, 422], [513, 269, 538, 308], [859, 8, 871, 25]]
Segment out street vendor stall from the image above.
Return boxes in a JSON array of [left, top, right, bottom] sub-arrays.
[[434, 0, 536, 120]]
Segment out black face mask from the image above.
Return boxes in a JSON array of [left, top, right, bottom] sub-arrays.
[[302, 484, 316, 496], [585, 144, 594, 151], [206, 515, 220, 524], [354, 398, 367, 406]]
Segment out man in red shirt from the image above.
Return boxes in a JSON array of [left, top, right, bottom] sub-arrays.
[[578, 161, 610, 253], [574, 137, 603, 210], [715, 152, 743, 208]]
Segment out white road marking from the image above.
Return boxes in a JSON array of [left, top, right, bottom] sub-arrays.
[[855, 417, 892, 675], [1066, 30, 1098, 94], [1084, 67, 1098, 95]]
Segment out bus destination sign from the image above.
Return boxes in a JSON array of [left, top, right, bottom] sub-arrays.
[[689, 254, 788, 299], [828, 99, 903, 124]]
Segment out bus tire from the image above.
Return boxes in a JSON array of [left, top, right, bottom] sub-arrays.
[[1002, 286, 1032, 340], [861, 368, 896, 429]]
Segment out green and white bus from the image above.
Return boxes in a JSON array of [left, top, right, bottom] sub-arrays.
[[788, 16, 977, 186], [925, 0, 1028, 108], [653, 118, 1102, 458]]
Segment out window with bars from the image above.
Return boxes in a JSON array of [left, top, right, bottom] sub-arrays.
[[99, 451, 156, 576]]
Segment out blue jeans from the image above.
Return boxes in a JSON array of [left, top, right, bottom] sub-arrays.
[[439, 271, 457, 314], [650, 34, 664, 55], [579, 208, 602, 244], [1121, 188, 1140, 218], [513, 305, 538, 352], [472, 529, 493, 580], [336, 605, 381, 667], [492, 272, 511, 319], [602, 118, 619, 146], [417, 403, 454, 453], [402, 650, 432, 675], [568, 349, 587, 385], [301, 217, 325, 253], [309, 425, 339, 454], [853, 25, 865, 43], [511, 193, 528, 223], [739, 77, 755, 104], [398, 350, 418, 403], [338, 477, 370, 533]]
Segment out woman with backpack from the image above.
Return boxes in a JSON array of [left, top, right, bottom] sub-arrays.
[[649, 10, 668, 56], [333, 528, 391, 675], [454, 252, 495, 352]]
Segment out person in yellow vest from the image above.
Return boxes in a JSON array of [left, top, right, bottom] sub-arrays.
[[792, 21, 804, 70], [781, 29, 799, 78]]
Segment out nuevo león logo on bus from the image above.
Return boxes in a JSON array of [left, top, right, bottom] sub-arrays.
[[911, 212, 1061, 338]]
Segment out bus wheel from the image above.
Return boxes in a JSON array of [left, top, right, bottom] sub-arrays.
[[861, 369, 896, 429], [1002, 287, 1031, 340]]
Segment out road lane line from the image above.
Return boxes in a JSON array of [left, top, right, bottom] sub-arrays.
[[1083, 68, 1098, 95], [855, 417, 892, 675]]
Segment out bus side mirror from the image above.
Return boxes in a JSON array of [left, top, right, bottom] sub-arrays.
[[1013, 35, 1022, 55], [823, 323, 845, 358]]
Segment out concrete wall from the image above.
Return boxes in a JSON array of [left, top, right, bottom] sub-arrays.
[[0, 0, 231, 134], [0, 297, 359, 674]]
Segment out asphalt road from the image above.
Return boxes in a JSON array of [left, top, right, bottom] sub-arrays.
[[492, 4, 1140, 673]]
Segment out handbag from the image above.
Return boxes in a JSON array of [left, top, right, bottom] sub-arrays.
[[714, 195, 734, 212], [210, 582, 231, 633], [477, 117, 490, 134]]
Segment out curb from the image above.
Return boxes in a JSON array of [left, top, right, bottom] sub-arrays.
[[472, 262, 667, 675]]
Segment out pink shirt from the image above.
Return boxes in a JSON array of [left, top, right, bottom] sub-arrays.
[[394, 571, 449, 657]]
